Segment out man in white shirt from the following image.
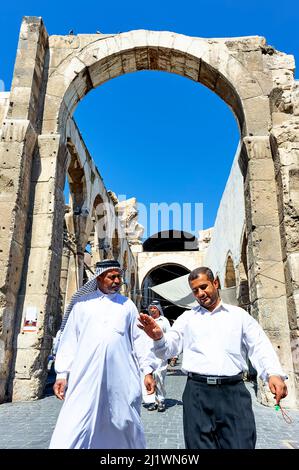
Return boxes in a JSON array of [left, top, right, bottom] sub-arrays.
[[146, 300, 171, 412], [138, 266, 288, 449], [49, 260, 156, 449]]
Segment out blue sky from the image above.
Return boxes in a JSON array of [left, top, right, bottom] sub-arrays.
[[0, 0, 298, 235]]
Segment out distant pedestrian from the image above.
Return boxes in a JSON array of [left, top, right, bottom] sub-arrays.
[[145, 300, 171, 412]]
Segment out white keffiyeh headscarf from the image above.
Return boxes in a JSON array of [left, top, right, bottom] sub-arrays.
[[147, 300, 164, 316], [52, 260, 123, 355]]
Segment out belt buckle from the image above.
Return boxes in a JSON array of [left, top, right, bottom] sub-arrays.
[[207, 376, 217, 385]]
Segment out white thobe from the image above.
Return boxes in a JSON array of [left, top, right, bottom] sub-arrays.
[[152, 316, 171, 402], [153, 302, 286, 381], [141, 315, 171, 404], [49, 289, 156, 449]]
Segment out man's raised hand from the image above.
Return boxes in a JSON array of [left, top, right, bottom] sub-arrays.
[[138, 313, 163, 340]]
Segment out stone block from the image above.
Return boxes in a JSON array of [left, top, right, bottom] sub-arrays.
[[243, 135, 271, 160], [49, 48, 73, 69], [247, 158, 275, 181], [121, 50, 136, 75], [88, 59, 110, 88], [287, 252, 299, 286], [272, 112, 292, 127], [1, 118, 33, 143], [263, 52, 295, 71], [43, 95, 69, 127], [155, 47, 171, 72], [0, 168, 19, 200], [186, 39, 210, 62], [20, 246, 53, 295], [170, 49, 186, 76], [184, 57, 200, 82], [272, 69, 294, 89], [30, 212, 54, 246], [45, 74, 70, 99], [173, 34, 194, 54], [250, 226, 283, 262], [245, 181, 279, 227], [199, 60, 219, 90], [61, 55, 85, 86], [49, 35, 80, 49], [13, 348, 40, 380], [243, 96, 271, 135], [9, 207, 28, 247], [78, 40, 109, 68], [135, 48, 150, 71], [252, 71, 273, 96], [253, 296, 289, 331], [106, 55, 123, 80], [226, 58, 262, 100], [0, 241, 25, 297], [250, 259, 286, 300]]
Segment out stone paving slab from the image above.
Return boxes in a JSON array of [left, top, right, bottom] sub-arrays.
[[0, 362, 298, 449]]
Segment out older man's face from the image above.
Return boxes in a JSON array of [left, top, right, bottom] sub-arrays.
[[97, 269, 122, 294], [148, 306, 160, 319]]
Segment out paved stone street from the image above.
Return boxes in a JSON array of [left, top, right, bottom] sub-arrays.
[[0, 361, 298, 450]]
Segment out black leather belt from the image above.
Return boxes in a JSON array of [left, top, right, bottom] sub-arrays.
[[187, 372, 243, 385]]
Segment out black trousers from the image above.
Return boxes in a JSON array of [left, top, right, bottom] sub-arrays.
[[182, 377, 256, 449]]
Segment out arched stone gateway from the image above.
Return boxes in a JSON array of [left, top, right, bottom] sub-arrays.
[[0, 17, 298, 406]]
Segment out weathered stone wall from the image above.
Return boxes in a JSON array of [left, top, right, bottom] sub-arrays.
[[0, 93, 9, 126], [270, 66, 299, 399], [138, 251, 204, 289], [0, 17, 49, 402], [204, 143, 245, 287]]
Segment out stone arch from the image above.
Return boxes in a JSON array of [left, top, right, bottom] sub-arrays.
[[44, 31, 271, 140], [141, 262, 191, 318], [139, 252, 198, 289], [224, 253, 236, 288]]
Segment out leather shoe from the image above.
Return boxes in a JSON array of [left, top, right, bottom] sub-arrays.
[[147, 403, 158, 411], [157, 402, 166, 412]]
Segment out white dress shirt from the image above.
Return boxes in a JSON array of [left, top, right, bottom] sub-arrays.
[[154, 302, 286, 381]]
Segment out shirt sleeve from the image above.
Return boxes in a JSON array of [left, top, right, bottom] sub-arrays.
[[242, 310, 287, 382], [130, 306, 159, 375], [154, 311, 187, 360], [161, 316, 171, 333], [54, 304, 80, 380]]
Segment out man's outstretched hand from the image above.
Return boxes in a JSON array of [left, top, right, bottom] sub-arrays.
[[138, 313, 164, 341]]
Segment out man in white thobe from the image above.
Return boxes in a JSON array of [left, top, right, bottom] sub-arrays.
[[49, 260, 156, 449], [146, 300, 170, 412]]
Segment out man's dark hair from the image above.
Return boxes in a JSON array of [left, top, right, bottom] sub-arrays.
[[188, 267, 214, 283]]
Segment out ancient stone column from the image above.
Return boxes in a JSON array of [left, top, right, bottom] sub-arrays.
[[11, 133, 66, 401], [243, 135, 296, 407], [0, 17, 49, 402]]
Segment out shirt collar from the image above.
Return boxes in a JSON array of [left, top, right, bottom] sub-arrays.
[[195, 299, 228, 315]]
